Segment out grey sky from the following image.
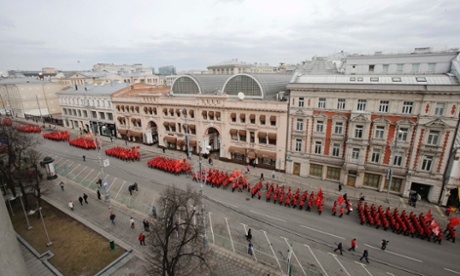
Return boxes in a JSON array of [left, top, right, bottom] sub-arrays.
[[0, 0, 459, 72]]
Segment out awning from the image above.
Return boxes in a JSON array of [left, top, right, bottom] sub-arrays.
[[189, 124, 196, 129], [169, 122, 176, 127], [258, 132, 267, 138], [270, 116, 276, 121], [189, 140, 197, 146], [131, 118, 136, 123], [136, 118, 141, 123], [182, 124, 188, 130], [163, 122, 169, 127], [260, 115, 266, 120], [247, 151, 257, 159], [130, 131, 143, 138], [189, 110, 194, 116], [208, 111, 214, 116], [230, 129, 238, 135], [228, 146, 246, 155], [182, 109, 187, 115], [202, 110, 207, 115], [268, 133, 277, 139], [144, 107, 148, 112], [240, 114, 246, 119], [257, 150, 276, 159], [238, 130, 246, 136], [169, 108, 174, 113], [118, 129, 128, 135], [216, 111, 221, 117], [231, 113, 236, 118], [163, 108, 167, 113], [177, 139, 185, 146], [176, 109, 181, 114], [152, 107, 156, 113], [164, 136, 177, 143], [250, 114, 255, 120]]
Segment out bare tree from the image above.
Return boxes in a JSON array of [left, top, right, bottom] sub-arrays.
[[0, 123, 45, 211], [146, 185, 215, 276]]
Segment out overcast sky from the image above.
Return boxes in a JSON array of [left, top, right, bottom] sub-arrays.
[[1, 0, 459, 72]]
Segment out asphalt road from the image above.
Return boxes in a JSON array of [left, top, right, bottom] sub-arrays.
[[36, 137, 460, 276]]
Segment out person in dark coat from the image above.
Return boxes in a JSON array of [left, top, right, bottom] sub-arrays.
[[83, 193, 88, 204], [334, 242, 343, 255], [246, 229, 252, 241], [78, 196, 84, 205], [97, 189, 101, 200], [360, 250, 369, 263]]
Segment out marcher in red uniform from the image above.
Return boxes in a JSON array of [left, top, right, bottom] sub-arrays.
[[332, 202, 337, 216], [257, 190, 262, 200], [339, 206, 345, 218], [318, 204, 323, 215], [348, 238, 357, 251]]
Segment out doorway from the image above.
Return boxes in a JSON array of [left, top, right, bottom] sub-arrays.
[[410, 183, 431, 201], [293, 163, 301, 176], [347, 175, 356, 186]]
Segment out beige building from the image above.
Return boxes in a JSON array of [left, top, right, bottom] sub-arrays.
[[207, 59, 275, 74], [0, 78, 65, 118], [286, 50, 460, 204]]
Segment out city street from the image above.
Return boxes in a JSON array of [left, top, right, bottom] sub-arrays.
[[37, 136, 460, 276]]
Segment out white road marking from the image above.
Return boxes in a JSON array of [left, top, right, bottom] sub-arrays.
[[262, 230, 283, 273], [250, 210, 287, 222], [386, 273, 395, 276], [221, 201, 239, 208], [106, 177, 117, 192], [241, 223, 257, 262], [116, 181, 126, 198], [355, 261, 373, 276], [224, 217, 235, 253], [208, 212, 215, 244], [445, 268, 460, 275], [435, 205, 446, 218], [328, 252, 351, 276], [83, 169, 94, 185], [364, 244, 422, 263], [68, 164, 80, 175], [305, 244, 329, 276], [73, 167, 87, 180], [300, 225, 345, 240], [282, 237, 306, 275], [399, 197, 407, 208]]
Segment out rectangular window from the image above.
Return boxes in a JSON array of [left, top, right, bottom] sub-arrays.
[[298, 97, 304, 107], [99, 112, 105, 120], [337, 98, 346, 110], [270, 116, 276, 126], [239, 131, 247, 142], [384, 178, 403, 192], [107, 113, 113, 120], [352, 148, 360, 162], [259, 136, 266, 144], [332, 143, 340, 157], [411, 63, 420, 73], [326, 167, 341, 180], [355, 125, 363, 138], [314, 141, 322, 154], [318, 98, 326, 109], [250, 132, 255, 143], [435, 103, 445, 116], [427, 63, 436, 72], [427, 130, 440, 145], [397, 64, 404, 72], [310, 164, 323, 177], [398, 127, 408, 141], [382, 64, 389, 73], [402, 102, 413, 114], [421, 156, 433, 171], [357, 99, 367, 111], [250, 115, 255, 124], [295, 139, 302, 152], [371, 148, 380, 163], [296, 119, 304, 131], [393, 151, 402, 166], [231, 133, 238, 140], [379, 100, 389, 112], [363, 173, 380, 188], [369, 65, 375, 72], [91, 111, 97, 118], [316, 121, 324, 133], [334, 122, 343, 134], [375, 126, 385, 139]]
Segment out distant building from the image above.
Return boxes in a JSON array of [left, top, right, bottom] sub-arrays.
[[158, 66, 176, 76], [163, 75, 178, 86], [207, 59, 276, 74], [92, 63, 154, 75]]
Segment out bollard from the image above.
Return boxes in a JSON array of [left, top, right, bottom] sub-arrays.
[[109, 240, 116, 251]]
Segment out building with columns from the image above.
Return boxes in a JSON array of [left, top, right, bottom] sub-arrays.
[[286, 50, 460, 204]]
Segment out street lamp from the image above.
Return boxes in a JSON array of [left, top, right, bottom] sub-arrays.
[[181, 108, 191, 160], [198, 143, 210, 246], [386, 125, 402, 204]]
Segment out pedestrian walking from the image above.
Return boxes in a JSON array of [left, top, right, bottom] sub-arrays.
[[162, 147, 165, 153], [97, 189, 101, 200], [110, 136, 113, 142], [78, 196, 83, 205], [128, 185, 133, 195], [173, 224, 179, 238], [83, 193, 88, 204], [338, 183, 342, 191], [138, 233, 146, 246], [248, 242, 254, 256], [246, 165, 250, 174], [348, 238, 357, 251], [260, 173, 264, 181], [125, 139, 128, 146], [272, 170, 275, 179], [60, 182, 64, 191], [143, 219, 150, 231], [360, 249, 369, 263], [68, 201, 74, 211], [82, 155, 86, 162], [343, 193, 348, 201], [339, 206, 345, 218], [208, 157, 213, 165], [246, 229, 252, 241], [110, 213, 116, 224], [381, 239, 389, 250], [130, 217, 135, 229], [334, 242, 343, 255]]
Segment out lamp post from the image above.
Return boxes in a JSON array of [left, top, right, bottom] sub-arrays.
[[37, 202, 52, 247], [18, 194, 32, 230], [198, 144, 208, 246], [386, 125, 401, 204], [184, 109, 191, 160]]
